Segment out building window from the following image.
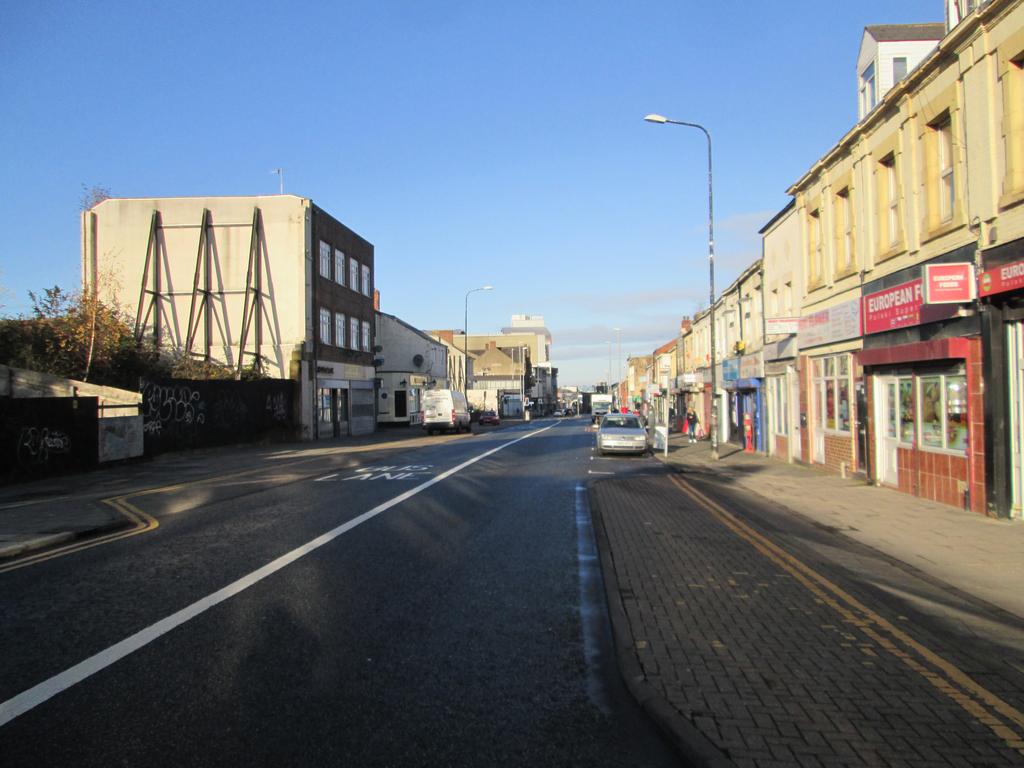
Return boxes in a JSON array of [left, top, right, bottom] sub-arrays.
[[350, 316, 359, 350], [361, 320, 371, 351], [319, 307, 332, 345], [813, 354, 851, 433], [349, 258, 360, 291], [335, 249, 346, 286], [835, 188, 854, 274], [361, 264, 371, 297], [879, 154, 901, 249], [808, 208, 824, 286], [860, 62, 876, 116], [919, 374, 968, 453], [335, 312, 346, 349], [319, 241, 332, 279], [892, 57, 908, 83], [1002, 52, 1024, 200], [932, 114, 956, 223]]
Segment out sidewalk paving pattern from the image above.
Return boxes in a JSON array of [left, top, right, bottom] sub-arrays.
[[592, 434, 1024, 767]]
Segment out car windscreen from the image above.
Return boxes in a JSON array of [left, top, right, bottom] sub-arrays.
[[602, 416, 641, 429]]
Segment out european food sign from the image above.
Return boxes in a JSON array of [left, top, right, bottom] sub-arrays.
[[979, 258, 1024, 298], [862, 276, 959, 335], [923, 262, 975, 304], [862, 279, 924, 334]]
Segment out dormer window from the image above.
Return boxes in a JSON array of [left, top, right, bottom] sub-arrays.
[[893, 56, 908, 83], [860, 62, 877, 115]]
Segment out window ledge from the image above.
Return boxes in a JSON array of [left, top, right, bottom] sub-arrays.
[[834, 265, 859, 281], [918, 446, 968, 458], [920, 218, 965, 246], [998, 187, 1024, 212], [875, 244, 907, 263]]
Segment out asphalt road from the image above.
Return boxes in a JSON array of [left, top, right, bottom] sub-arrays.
[[0, 418, 683, 767]]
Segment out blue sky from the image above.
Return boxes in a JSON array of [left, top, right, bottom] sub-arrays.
[[0, 0, 943, 386]]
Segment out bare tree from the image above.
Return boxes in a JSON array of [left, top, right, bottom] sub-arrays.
[[80, 183, 112, 211]]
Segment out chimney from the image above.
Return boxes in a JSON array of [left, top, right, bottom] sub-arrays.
[[373, 289, 380, 311], [487, 341, 497, 351]]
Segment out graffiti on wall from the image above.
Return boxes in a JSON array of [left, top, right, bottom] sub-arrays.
[[142, 378, 296, 454]]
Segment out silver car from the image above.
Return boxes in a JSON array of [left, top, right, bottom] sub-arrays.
[[596, 413, 650, 456]]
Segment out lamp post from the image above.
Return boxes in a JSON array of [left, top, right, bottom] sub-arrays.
[[464, 285, 493, 397], [613, 327, 622, 408], [644, 113, 719, 459]]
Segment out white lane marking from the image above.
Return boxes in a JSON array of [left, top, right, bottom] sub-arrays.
[[587, 470, 614, 475], [313, 473, 338, 482], [0, 423, 556, 728]]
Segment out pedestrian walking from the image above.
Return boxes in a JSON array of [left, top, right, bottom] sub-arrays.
[[686, 407, 699, 444]]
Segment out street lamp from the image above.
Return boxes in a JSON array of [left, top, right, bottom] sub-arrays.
[[644, 113, 718, 459], [613, 327, 622, 406], [464, 285, 493, 397]]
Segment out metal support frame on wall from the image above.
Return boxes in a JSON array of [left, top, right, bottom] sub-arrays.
[[237, 207, 266, 377], [185, 209, 213, 361], [134, 210, 164, 345]]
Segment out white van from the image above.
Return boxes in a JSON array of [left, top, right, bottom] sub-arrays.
[[421, 389, 471, 435]]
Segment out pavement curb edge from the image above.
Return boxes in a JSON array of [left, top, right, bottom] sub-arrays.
[[588, 480, 736, 768]]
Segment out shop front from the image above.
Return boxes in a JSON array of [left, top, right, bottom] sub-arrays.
[[797, 298, 862, 474], [764, 336, 799, 462], [979, 237, 1024, 519], [860, 254, 984, 513], [315, 361, 377, 438]]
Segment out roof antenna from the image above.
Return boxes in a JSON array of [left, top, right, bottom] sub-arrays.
[[270, 168, 284, 194]]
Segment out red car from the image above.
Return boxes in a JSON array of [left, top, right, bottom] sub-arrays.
[[478, 410, 501, 426]]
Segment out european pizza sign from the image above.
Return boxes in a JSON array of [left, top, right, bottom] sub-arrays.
[[862, 278, 925, 334], [979, 258, 1024, 298]]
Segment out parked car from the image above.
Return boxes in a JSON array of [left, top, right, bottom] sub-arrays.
[[421, 389, 471, 435], [595, 413, 650, 456], [478, 410, 501, 426], [553, 409, 565, 417]]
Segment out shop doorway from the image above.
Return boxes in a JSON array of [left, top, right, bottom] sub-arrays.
[[875, 376, 899, 486], [394, 390, 408, 419], [855, 381, 868, 476], [1009, 321, 1024, 519], [813, 378, 825, 464]]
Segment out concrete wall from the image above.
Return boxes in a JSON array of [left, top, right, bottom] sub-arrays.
[[82, 195, 309, 379], [0, 364, 141, 415], [98, 415, 144, 462]]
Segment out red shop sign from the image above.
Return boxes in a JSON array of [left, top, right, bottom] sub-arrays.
[[979, 258, 1024, 297], [863, 278, 924, 334], [924, 262, 975, 304]]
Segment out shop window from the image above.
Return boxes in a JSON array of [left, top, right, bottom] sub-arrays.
[[769, 376, 788, 436], [919, 374, 967, 453], [318, 388, 333, 423], [899, 378, 914, 443], [813, 353, 852, 434]]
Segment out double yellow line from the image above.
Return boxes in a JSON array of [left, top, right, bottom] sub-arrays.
[[668, 472, 1024, 756], [0, 497, 158, 574]]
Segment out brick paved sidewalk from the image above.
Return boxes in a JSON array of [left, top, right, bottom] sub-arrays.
[[656, 435, 1024, 621], [590, 470, 1024, 767]]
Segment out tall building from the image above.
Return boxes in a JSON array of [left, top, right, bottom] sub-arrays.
[[81, 195, 377, 440]]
